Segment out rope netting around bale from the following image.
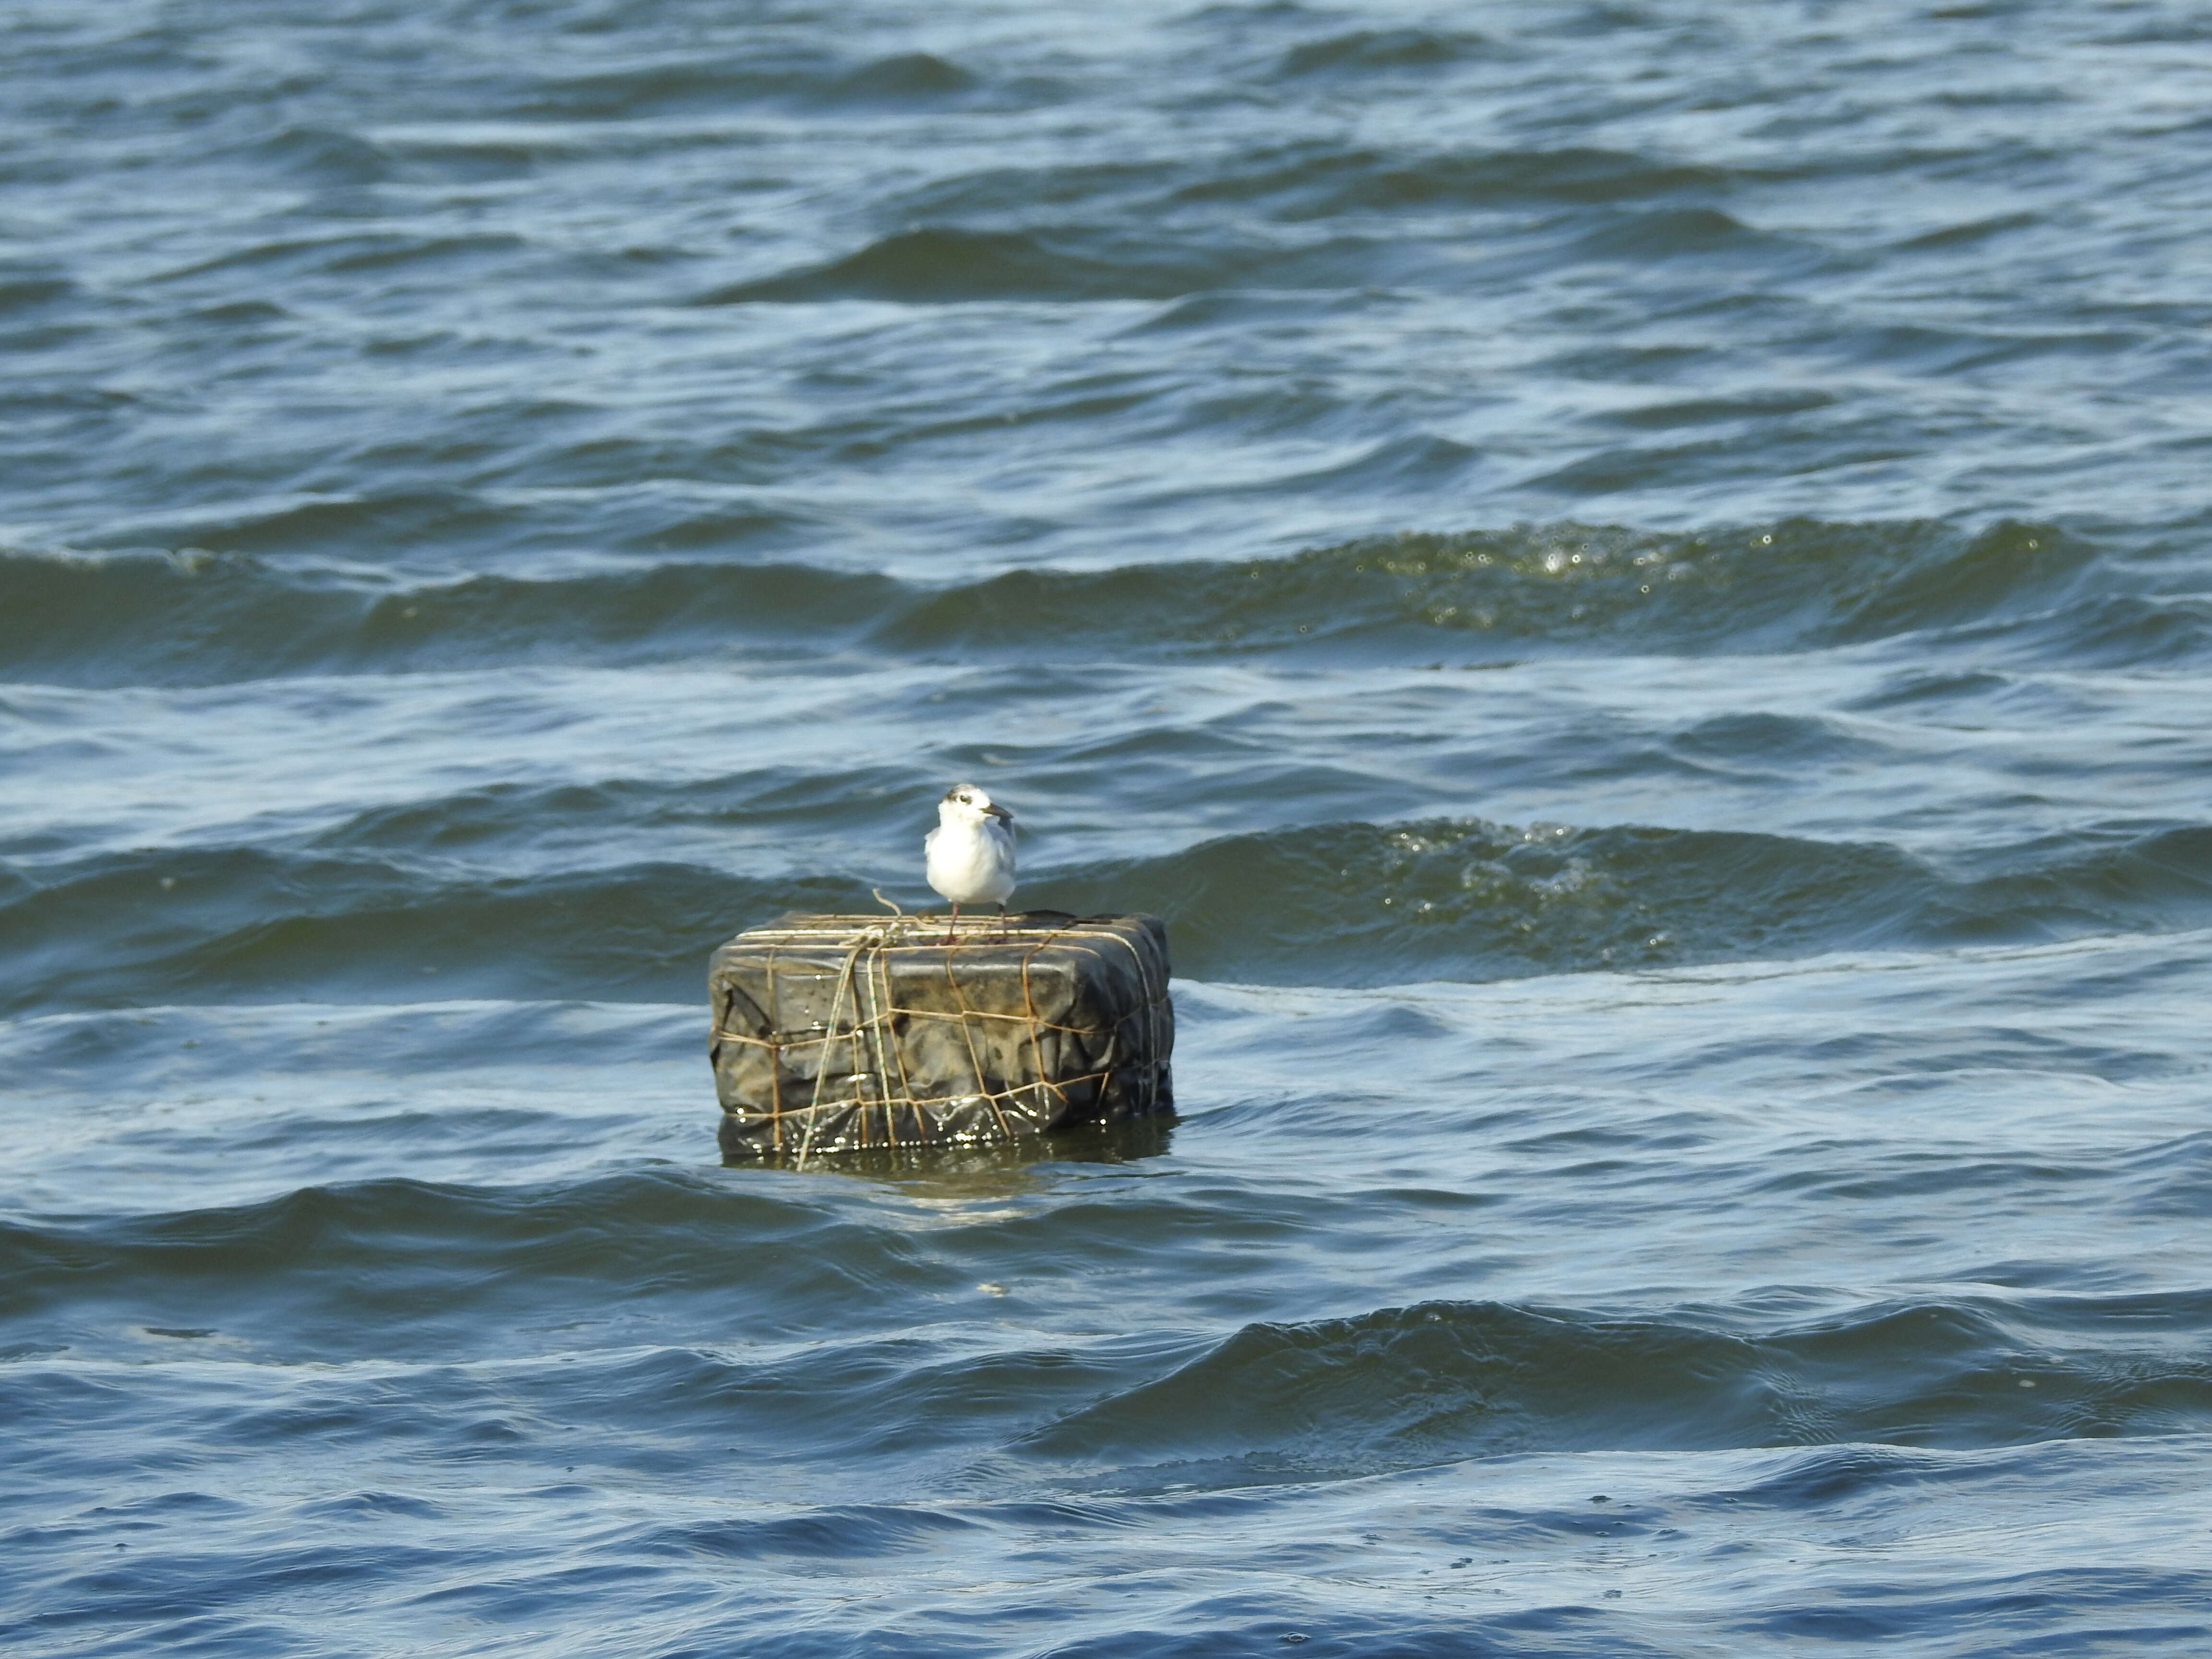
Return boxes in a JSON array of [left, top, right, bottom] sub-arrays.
[[711, 915, 1171, 1159]]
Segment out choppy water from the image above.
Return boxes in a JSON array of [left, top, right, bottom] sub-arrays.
[[6, 1, 2212, 1652]]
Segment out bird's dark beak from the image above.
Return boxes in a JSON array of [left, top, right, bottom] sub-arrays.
[[985, 803, 1013, 824]]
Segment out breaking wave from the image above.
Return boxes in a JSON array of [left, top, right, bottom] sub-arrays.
[[2, 518, 2188, 689]]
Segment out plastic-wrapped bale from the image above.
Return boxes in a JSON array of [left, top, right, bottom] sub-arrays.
[[708, 912, 1173, 1158]]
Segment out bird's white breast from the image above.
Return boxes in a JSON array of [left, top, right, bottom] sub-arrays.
[[925, 816, 1017, 905]]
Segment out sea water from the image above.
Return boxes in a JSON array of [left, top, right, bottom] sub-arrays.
[[4, 2, 2211, 1653]]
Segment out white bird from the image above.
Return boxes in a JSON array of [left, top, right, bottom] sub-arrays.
[[924, 782, 1017, 940]]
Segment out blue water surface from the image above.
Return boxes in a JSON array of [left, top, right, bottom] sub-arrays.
[[4, 2, 2212, 1653]]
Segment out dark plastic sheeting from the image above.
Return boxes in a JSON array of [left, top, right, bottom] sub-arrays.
[[709, 911, 1173, 1158]]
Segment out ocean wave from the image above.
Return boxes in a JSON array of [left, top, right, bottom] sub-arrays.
[[697, 150, 1796, 304], [0, 846, 846, 1016], [0, 272, 75, 314], [1019, 1295, 2212, 1479], [882, 139, 1738, 233], [695, 225, 1375, 305], [7, 817, 2211, 1012], [0, 1171, 913, 1360], [0, 545, 881, 685], [1273, 29, 1499, 79], [0, 518, 2176, 689], [1167, 142, 1731, 218], [7, 1205, 2206, 1469], [1038, 817, 2212, 986], [155, 233, 528, 286], [503, 48, 985, 121]]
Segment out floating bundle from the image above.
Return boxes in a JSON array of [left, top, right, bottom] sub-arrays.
[[708, 912, 1173, 1159]]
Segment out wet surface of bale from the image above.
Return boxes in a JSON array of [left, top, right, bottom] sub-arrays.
[[708, 912, 1173, 1158]]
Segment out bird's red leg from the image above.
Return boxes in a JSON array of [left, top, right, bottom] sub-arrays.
[[998, 902, 1009, 941], [944, 901, 960, 947]]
